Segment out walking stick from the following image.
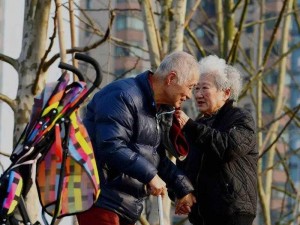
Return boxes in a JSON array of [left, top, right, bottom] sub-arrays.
[[157, 195, 164, 225]]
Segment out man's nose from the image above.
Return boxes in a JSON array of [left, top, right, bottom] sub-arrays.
[[187, 90, 192, 99]]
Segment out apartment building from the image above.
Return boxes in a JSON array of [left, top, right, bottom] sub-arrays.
[[78, 0, 148, 88]]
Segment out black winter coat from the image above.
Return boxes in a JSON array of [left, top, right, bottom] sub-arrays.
[[179, 100, 258, 222], [83, 71, 194, 223]]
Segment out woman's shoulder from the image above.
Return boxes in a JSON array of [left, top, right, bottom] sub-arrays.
[[232, 106, 254, 118], [228, 106, 256, 129]]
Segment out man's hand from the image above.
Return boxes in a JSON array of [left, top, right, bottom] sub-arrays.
[[175, 193, 196, 215], [148, 174, 167, 196]]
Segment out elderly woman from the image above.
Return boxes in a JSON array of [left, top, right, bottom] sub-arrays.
[[174, 55, 258, 225]]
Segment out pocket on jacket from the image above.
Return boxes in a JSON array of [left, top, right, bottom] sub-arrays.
[[220, 172, 242, 202]]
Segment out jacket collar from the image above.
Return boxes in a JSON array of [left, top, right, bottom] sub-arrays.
[[218, 100, 234, 115], [210, 100, 234, 127], [135, 70, 156, 114], [135, 71, 174, 115]]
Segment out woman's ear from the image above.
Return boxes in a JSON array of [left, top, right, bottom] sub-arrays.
[[224, 88, 231, 100]]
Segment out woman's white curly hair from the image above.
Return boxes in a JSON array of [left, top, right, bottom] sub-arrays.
[[199, 55, 242, 101]]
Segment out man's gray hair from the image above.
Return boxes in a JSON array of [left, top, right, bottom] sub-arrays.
[[199, 55, 242, 101], [155, 51, 200, 85]]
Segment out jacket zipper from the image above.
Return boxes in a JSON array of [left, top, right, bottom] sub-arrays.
[[155, 109, 175, 145]]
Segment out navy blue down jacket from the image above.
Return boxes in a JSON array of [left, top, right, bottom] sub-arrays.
[[83, 71, 194, 223]]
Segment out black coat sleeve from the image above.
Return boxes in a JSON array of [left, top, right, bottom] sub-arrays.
[[182, 109, 256, 162]]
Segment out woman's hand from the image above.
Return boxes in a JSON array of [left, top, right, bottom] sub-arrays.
[[174, 110, 190, 129], [175, 193, 196, 215]]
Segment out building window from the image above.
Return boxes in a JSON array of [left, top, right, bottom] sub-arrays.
[[264, 40, 280, 55], [201, 1, 215, 16], [280, 131, 289, 143], [245, 23, 254, 33], [116, 15, 144, 31], [263, 98, 274, 114], [86, 0, 91, 9], [285, 73, 291, 85], [297, 58, 300, 70], [265, 12, 277, 29], [116, 15, 126, 30], [195, 27, 205, 38], [272, 185, 285, 199], [264, 72, 278, 85], [115, 41, 144, 57], [115, 46, 130, 57], [245, 48, 251, 58], [85, 24, 90, 37]]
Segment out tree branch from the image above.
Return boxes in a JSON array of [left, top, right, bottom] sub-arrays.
[[0, 151, 11, 158], [43, 11, 114, 71], [0, 53, 18, 71], [186, 26, 206, 57], [0, 94, 17, 112], [114, 57, 141, 80], [259, 103, 300, 158], [226, 0, 248, 64], [184, 0, 201, 28]]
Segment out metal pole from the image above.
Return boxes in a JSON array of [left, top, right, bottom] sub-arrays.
[[157, 195, 164, 225]]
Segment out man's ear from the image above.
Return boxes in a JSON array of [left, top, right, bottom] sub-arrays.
[[166, 71, 177, 85]]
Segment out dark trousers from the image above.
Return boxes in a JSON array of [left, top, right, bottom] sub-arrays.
[[191, 214, 255, 225], [76, 206, 135, 225]]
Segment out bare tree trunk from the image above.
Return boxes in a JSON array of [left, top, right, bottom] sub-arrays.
[[224, 0, 235, 56], [139, 0, 161, 69], [261, 1, 293, 224], [215, 0, 224, 57], [256, 0, 268, 224], [15, 0, 52, 141], [169, 0, 187, 52], [69, 0, 78, 69], [13, 1, 52, 223], [160, 0, 172, 55], [56, 0, 67, 63]]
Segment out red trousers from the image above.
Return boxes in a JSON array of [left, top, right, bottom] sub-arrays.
[[76, 206, 135, 225]]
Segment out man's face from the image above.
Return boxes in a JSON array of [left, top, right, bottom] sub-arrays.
[[165, 72, 198, 108], [194, 75, 230, 115]]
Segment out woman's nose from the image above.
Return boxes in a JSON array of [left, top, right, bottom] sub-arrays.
[[194, 90, 203, 97]]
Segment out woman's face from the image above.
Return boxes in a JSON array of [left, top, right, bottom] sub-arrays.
[[194, 74, 230, 115]]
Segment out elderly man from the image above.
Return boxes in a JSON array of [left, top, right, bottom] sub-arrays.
[[77, 51, 200, 225]]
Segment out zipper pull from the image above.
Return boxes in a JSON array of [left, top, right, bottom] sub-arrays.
[[156, 115, 160, 130]]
